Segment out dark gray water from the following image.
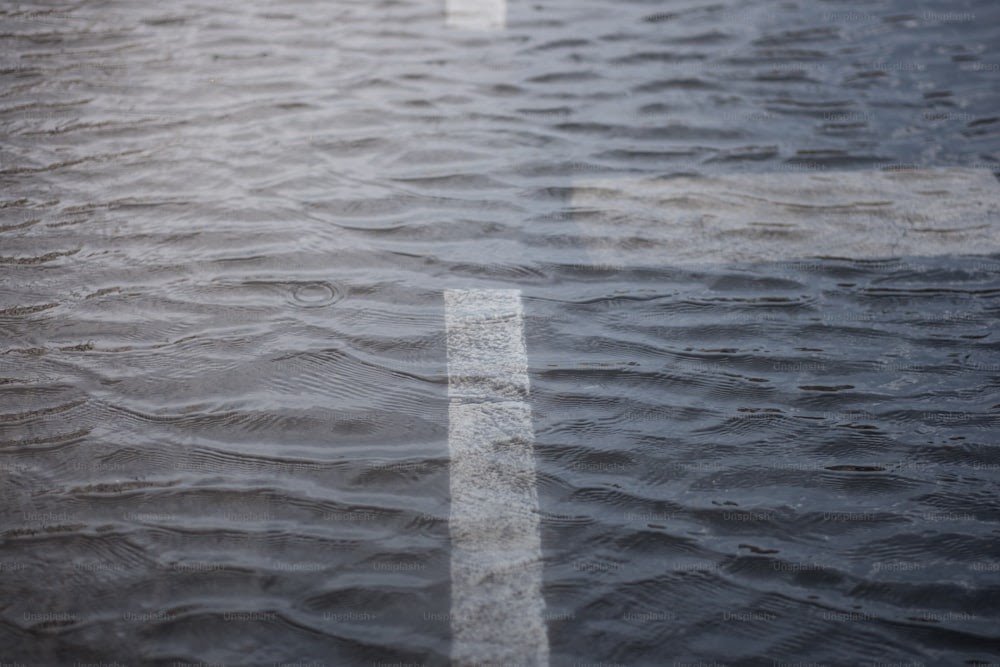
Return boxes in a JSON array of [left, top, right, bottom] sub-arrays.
[[2, 0, 999, 664]]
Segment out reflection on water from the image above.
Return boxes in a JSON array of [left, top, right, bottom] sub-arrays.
[[1, 0, 999, 664]]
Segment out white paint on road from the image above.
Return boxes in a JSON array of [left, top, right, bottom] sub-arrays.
[[444, 288, 548, 667], [571, 167, 1000, 268], [446, 0, 506, 30]]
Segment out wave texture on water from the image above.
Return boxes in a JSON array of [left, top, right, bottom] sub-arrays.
[[1, 0, 999, 663]]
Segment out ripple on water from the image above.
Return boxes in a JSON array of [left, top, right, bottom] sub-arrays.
[[289, 281, 341, 308]]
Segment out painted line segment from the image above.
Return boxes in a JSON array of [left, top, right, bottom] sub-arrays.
[[444, 288, 549, 667], [571, 167, 1000, 268], [446, 0, 506, 30]]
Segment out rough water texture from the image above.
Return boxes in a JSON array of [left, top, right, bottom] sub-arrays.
[[1, 0, 999, 664]]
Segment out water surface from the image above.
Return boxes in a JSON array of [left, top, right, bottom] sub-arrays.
[[2, 0, 999, 664]]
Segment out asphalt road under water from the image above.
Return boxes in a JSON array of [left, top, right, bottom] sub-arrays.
[[1, 0, 999, 664]]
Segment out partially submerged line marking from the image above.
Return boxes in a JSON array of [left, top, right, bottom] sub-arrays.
[[444, 289, 548, 667], [446, 0, 506, 30], [571, 167, 1000, 267]]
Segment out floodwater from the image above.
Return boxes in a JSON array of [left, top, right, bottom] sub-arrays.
[[1, 0, 999, 665]]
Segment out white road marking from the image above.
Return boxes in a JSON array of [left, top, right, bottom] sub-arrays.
[[571, 167, 1000, 267], [444, 288, 549, 667], [446, 0, 506, 30]]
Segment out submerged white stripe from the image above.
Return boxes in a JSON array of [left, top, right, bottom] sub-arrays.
[[446, 0, 506, 30], [571, 167, 1000, 267], [444, 289, 548, 667]]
